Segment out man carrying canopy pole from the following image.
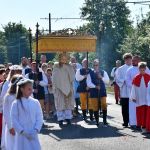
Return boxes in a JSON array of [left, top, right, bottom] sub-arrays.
[[87, 59, 110, 126], [76, 58, 92, 121]]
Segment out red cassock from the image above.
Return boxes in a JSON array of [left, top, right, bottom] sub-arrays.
[[136, 105, 148, 128], [132, 73, 150, 128], [146, 106, 150, 132]]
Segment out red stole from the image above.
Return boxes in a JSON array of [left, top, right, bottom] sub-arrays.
[[132, 73, 150, 87]]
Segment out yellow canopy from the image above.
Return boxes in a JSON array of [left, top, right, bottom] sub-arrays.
[[33, 35, 97, 53]]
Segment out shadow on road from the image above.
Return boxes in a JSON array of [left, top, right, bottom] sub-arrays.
[[41, 116, 125, 140]]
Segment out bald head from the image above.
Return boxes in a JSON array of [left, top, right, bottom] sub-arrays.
[[70, 56, 77, 63], [82, 59, 88, 68], [116, 60, 121, 68], [21, 57, 28, 67]]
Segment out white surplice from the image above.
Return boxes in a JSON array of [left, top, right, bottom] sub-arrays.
[[3, 94, 16, 150], [11, 97, 43, 150], [130, 77, 147, 106], [116, 64, 132, 98]]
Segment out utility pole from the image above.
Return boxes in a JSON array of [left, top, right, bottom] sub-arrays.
[[49, 13, 51, 33]]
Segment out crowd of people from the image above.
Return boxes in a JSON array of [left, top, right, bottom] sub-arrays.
[[0, 52, 149, 150], [111, 53, 150, 134]]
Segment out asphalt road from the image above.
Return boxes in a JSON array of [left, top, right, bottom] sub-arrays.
[[39, 94, 150, 150]]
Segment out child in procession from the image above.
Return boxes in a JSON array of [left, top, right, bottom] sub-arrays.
[[46, 68, 56, 117], [131, 62, 150, 133], [10, 78, 43, 150], [3, 75, 23, 150], [72, 63, 80, 116]]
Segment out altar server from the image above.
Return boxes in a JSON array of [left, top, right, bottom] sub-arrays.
[[131, 62, 150, 133], [116, 53, 132, 127]]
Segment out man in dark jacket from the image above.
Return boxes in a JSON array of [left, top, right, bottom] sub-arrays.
[[75, 58, 92, 120], [87, 59, 110, 126]]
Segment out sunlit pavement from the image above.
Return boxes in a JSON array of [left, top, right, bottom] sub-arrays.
[[39, 94, 150, 150]]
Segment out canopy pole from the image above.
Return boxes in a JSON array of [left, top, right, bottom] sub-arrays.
[[49, 13, 51, 34], [36, 23, 39, 71], [86, 52, 89, 69], [86, 51, 89, 114]]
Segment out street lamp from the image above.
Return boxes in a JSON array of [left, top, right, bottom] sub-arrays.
[[28, 27, 32, 62], [36, 23, 39, 71]]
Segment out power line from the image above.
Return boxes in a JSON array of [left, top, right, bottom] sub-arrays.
[[39, 1, 150, 32], [40, 1, 150, 21], [126, 1, 150, 4], [40, 17, 81, 20]]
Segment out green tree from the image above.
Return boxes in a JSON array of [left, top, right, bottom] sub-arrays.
[[3, 22, 30, 64], [119, 12, 150, 66], [81, 0, 132, 73], [0, 31, 7, 63]]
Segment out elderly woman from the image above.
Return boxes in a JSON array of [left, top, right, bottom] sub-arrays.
[[52, 53, 75, 127]]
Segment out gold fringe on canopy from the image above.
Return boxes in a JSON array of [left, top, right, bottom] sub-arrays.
[[33, 35, 97, 53]]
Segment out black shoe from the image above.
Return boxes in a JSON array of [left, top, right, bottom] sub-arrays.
[[42, 123, 48, 128], [82, 110, 87, 120], [103, 122, 108, 127], [103, 110, 107, 125], [136, 126, 141, 131], [100, 111, 103, 116], [90, 117, 94, 121], [66, 119, 71, 125], [122, 123, 128, 127], [130, 125, 137, 130], [94, 111, 99, 126], [96, 123, 99, 127], [90, 116, 94, 121], [59, 120, 63, 127], [89, 110, 94, 121]]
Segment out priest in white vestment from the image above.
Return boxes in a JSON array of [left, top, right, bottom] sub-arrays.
[[52, 53, 75, 126]]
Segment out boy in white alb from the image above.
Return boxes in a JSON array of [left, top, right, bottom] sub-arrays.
[[131, 62, 150, 132]]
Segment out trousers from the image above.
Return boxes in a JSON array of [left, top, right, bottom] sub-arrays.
[[121, 98, 129, 125]]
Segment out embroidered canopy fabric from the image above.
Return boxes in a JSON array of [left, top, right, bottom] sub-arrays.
[[33, 35, 97, 53]]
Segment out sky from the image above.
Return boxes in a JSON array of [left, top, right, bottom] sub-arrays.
[[0, 0, 150, 33]]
